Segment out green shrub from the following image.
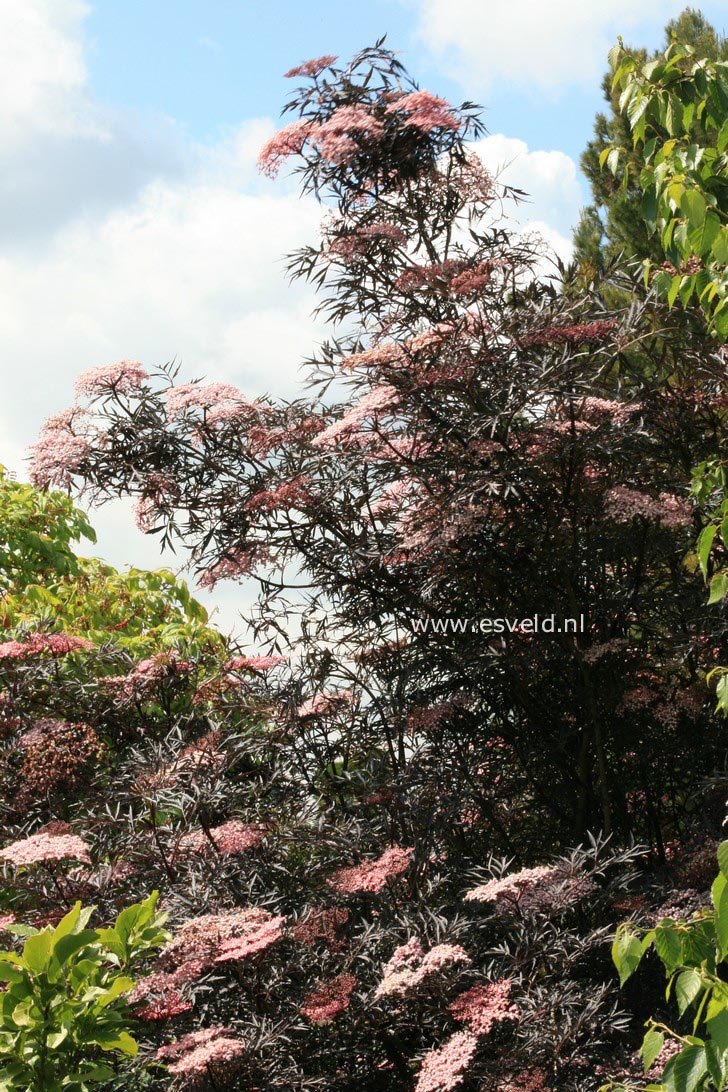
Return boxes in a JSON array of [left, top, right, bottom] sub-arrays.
[[0, 894, 168, 1091]]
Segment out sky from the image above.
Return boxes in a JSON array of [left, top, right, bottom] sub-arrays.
[[1, 0, 726, 637]]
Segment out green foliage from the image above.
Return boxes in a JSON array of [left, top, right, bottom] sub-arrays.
[[604, 843, 728, 1091], [0, 466, 222, 657], [0, 894, 168, 1091], [606, 34, 728, 338], [575, 9, 727, 281]]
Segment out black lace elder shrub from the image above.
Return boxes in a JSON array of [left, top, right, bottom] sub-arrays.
[[31, 45, 727, 860]]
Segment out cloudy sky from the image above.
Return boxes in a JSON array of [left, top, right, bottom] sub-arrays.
[[2, 0, 725, 635]]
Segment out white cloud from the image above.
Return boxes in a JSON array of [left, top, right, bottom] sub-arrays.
[[414, 0, 688, 94], [0, 0, 89, 140], [473, 134, 584, 262]]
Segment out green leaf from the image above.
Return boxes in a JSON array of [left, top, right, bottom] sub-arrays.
[[708, 573, 728, 605], [706, 1008, 728, 1052], [718, 842, 728, 881], [655, 924, 683, 971], [689, 212, 721, 260], [668, 1044, 708, 1092], [681, 189, 707, 228], [643, 1028, 666, 1073], [613, 926, 645, 985], [697, 524, 717, 578], [676, 968, 703, 1015], [22, 931, 52, 975]]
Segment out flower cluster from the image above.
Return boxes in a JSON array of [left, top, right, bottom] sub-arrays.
[[448, 979, 519, 1035], [375, 938, 470, 998], [465, 864, 596, 915], [177, 820, 265, 857], [74, 360, 149, 398], [301, 972, 357, 1023], [0, 632, 94, 659], [0, 832, 91, 867], [329, 845, 414, 895], [156, 1027, 246, 1084]]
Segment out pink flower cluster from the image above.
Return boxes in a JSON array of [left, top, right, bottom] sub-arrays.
[[177, 819, 265, 857], [296, 690, 352, 718], [245, 476, 312, 513], [74, 360, 148, 398], [313, 105, 385, 165], [575, 397, 642, 425], [164, 382, 249, 420], [523, 320, 617, 347], [197, 545, 272, 589], [415, 1031, 479, 1092], [156, 1027, 246, 1083], [448, 979, 519, 1034], [329, 845, 413, 895], [301, 972, 357, 1023], [465, 863, 596, 914], [284, 55, 337, 79], [385, 90, 461, 133], [102, 650, 192, 701], [258, 118, 318, 178], [159, 908, 284, 974], [225, 654, 287, 672], [29, 430, 90, 489], [0, 832, 91, 867], [603, 486, 692, 530], [312, 384, 399, 447], [129, 960, 203, 1021], [0, 633, 93, 659], [375, 937, 470, 998]]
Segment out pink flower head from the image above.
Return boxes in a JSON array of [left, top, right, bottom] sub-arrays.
[[0, 633, 93, 660], [29, 431, 90, 489], [415, 1031, 479, 1092], [465, 864, 596, 914], [0, 832, 91, 868], [330, 845, 413, 895], [159, 908, 282, 975], [258, 118, 319, 178], [312, 384, 399, 448], [301, 972, 357, 1023], [448, 979, 519, 1035], [74, 360, 148, 398], [603, 486, 692, 530], [178, 820, 266, 857], [156, 1027, 246, 1079], [296, 689, 352, 718], [312, 105, 385, 165], [214, 913, 284, 963], [164, 381, 248, 420], [376, 939, 470, 998], [225, 654, 287, 672], [197, 545, 272, 589], [386, 90, 461, 133], [284, 55, 337, 79]]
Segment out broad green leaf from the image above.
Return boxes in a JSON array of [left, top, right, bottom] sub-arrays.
[[667, 1044, 707, 1092], [642, 1028, 666, 1073], [708, 573, 728, 605], [22, 931, 52, 975], [613, 926, 645, 985], [676, 968, 703, 1015]]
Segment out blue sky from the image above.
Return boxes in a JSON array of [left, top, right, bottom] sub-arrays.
[[85, 1, 726, 161], [0, 0, 725, 635]]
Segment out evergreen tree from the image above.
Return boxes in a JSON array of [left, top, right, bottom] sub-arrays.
[[574, 7, 727, 270]]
